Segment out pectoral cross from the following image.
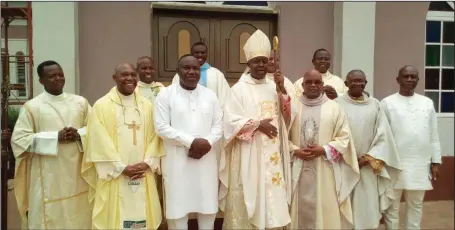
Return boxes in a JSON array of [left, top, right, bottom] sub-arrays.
[[128, 121, 140, 145]]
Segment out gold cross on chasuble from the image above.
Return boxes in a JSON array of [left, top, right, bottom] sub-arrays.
[[128, 121, 140, 145]]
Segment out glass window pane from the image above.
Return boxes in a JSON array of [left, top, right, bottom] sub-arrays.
[[442, 69, 454, 90], [443, 21, 455, 44], [425, 91, 440, 112], [426, 45, 440, 66], [425, 69, 440, 90], [426, 21, 441, 43], [429, 1, 454, 11], [441, 92, 454, 113], [442, 45, 454, 67], [222, 1, 268, 6]]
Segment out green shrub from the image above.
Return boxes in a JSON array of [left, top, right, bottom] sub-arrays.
[[8, 107, 20, 130]]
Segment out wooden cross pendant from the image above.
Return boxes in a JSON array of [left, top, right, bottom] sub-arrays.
[[128, 121, 140, 145]]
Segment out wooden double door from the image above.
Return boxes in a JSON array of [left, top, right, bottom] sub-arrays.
[[152, 9, 277, 83]]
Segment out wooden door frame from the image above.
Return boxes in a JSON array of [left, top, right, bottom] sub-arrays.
[[151, 8, 278, 82]]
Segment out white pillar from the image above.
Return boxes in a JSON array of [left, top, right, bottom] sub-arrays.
[[32, 2, 78, 96], [333, 2, 376, 96]]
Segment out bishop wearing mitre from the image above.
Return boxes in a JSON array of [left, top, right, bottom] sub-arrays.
[[220, 30, 294, 229]]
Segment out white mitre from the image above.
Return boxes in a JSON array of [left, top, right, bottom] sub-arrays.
[[243, 29, 271, 73]]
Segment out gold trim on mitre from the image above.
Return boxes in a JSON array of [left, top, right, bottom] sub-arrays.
[[243, 29, 271, 62]]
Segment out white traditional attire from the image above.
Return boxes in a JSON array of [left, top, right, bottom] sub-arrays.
[[288, 94, 360, 229], [81, 87, 163, 229], [220, 29, 294, 229], [11, 91, 92, 229], [380, 93, 442, 230], [154, 82, 223, 229], [294, 71, 348, 97], [336, 92, 401, 229], [135, 81, 165, 104]]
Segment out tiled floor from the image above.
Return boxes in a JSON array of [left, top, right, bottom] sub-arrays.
[[6, 184, 454, 229], [376, 200, 454, 230]]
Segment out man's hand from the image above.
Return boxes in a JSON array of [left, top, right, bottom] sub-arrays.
[[66, 127, 80, 141], [58, 127, 69, 142], [307, 144, 326, 157], [294, 145, 325, 161], [123, 163, 149, 180], [258, 118, 278, 139], [431, 163, 441, 181], [294, 149, 313, 161], [189, 138, 211, 159], [358, 156, 369, 168], [324, 85, 338, 99], [273, 71, 287, 94]]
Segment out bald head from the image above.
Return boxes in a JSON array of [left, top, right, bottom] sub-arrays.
[[303, 69, 322, 80], [398, 65, 418, 76], [114, 63, 135, 76]]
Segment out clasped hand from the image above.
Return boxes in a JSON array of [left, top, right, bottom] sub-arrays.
[[324, 85, 338, 99], [188, 138, 211, 160], [58, 127, 80, 142], [123, 162, 150, 180], [258, 118, 278, 139], [294, 144, 326, 161]]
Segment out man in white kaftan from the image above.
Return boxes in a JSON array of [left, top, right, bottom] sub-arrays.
[[294, 48, 348, 99], [381, 65, 442, 230], [220, 29, 294, 229], [155, 54, 223, 230], [135, 56, 165, 104], [82, 63, 163, 229], [335, 69, 401, 229], [11, 60, 92, 229], [288, 69, 360, 229]]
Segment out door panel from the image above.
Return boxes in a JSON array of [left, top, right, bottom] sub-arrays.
[[219, 20, 271, 80], [154, 16, 210, 80]]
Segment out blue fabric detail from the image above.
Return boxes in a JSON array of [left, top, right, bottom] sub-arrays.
[[199, 62, 211, 87]]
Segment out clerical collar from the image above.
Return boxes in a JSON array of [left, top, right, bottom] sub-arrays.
[[344, 92, 370, 105], [117, 90, 137, 107], [43, 90, 67, 101], [299, 93, 329, 106], [138, 81, 154, 88], [321, 71, 332, 80]]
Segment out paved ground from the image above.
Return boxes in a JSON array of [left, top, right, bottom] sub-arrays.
[[6, 182, 454, 229], [376, 200, 454, 230]]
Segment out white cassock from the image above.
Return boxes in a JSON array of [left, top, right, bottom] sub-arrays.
[[154, 83, 223, 229], [135, 80, 166, 104], [11, 91, 92, 229], [380, 93, 442, 230], [294, 71, 348, 97], [336, 92, 401, 229]]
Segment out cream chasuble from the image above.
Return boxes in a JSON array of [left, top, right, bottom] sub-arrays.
[[220, 73, 293, 229], [135, 81, 165, 104], [336, 93, 401, 229], [81, 87, 163, 229], [288, 94, 360, 230], [294, 71, 348, 98], [380, 93, 441, 190], [11, 92, 92, 229]]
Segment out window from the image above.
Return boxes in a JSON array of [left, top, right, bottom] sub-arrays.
[[15, 51, 26, 97], [425, 1, 454, 114]]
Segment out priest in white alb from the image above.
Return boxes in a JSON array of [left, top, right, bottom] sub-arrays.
[[81, 63, 163, 229], [288, 69, 360, 229], [294, 48, 348, 99], [155, 54, 223, 229], [381, 65, 442, 230], [11, 60, 92, 229], [220, 29, 294, 229], [135, 56, 165, 104], [335, 69, 401, 229]]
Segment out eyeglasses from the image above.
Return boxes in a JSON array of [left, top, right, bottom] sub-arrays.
[[304, 80, 323, 86]]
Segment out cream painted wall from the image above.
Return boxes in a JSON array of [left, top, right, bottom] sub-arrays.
[[32, 2, 78, 96], [333, 2, 376, 95]]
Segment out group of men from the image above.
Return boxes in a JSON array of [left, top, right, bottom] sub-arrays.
[[10, 29, 441, 230]]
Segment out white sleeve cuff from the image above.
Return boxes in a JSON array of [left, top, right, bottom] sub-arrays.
[[181, 134, 195, 149], [78, 127, 87, 137], [323, 145, 332, 161], [144, 157, 161, 175], [95, 161, 127, 180], [32, 131, 59, 156]]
